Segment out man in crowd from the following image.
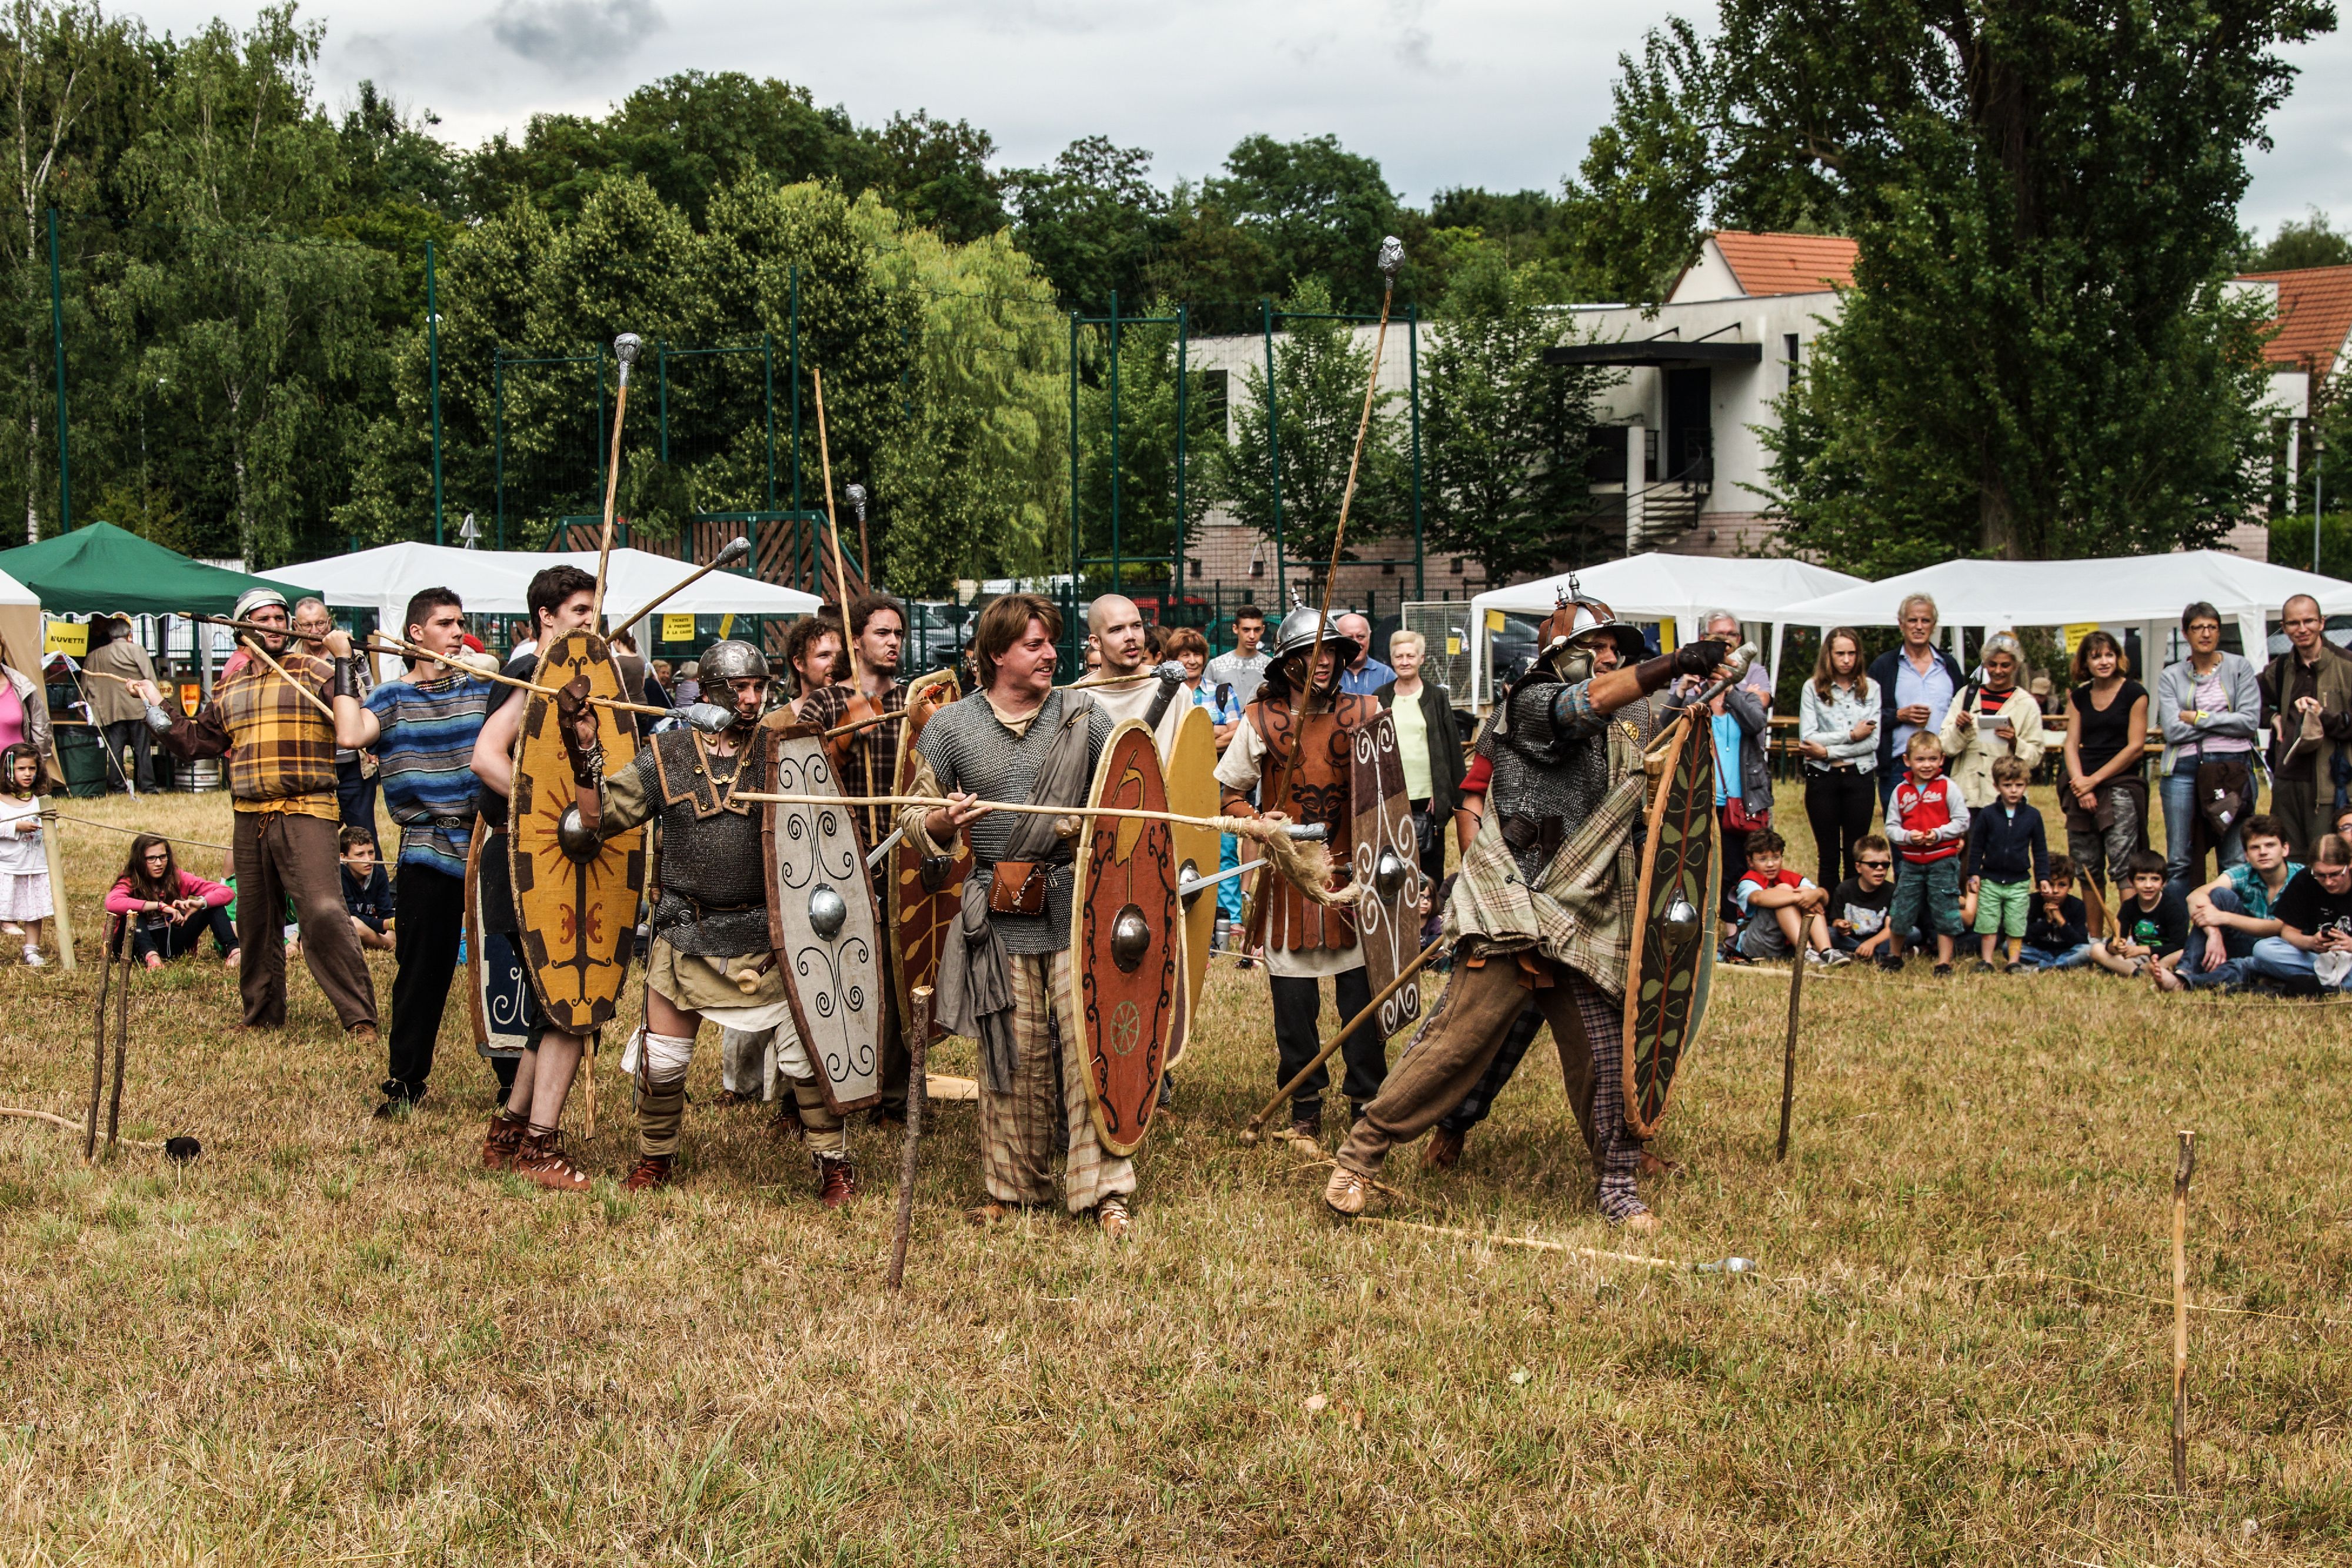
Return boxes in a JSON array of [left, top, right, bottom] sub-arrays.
[[326, 587, 499, 1116], [1322, 586, 1726, 1233], [798, 591, 915, 1123], [1205, 603, 1270, 708], [292, 597, 378, 836], [82, 615, 156, 792], [134, 587, 379, 1042], [467, 565, 601, 1189], [1869, 593, 1963, 806], [898, 594, 1132, 1234], [2258, 593, 2352, 862], [1335, 611, 1394, 695], [2247, 833, 2352, 993]]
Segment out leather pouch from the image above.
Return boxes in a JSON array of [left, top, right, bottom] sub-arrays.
[[987, 860, 1049, 916]]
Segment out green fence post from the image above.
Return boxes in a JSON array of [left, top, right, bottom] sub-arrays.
[[1407, 301, 1424, 598], [763, 333, 777, 514], [1175, 302, 1188, 616], [46, 208, 68, 536], [657, 340, 669, 463], [789, 266, 802, 514], [427, 239, 443, 545], [493, 351, 505, 548], [1263, 299, 1285, 605], [1067, 311, 1080, 578], [1109, 292, 1122, 588]]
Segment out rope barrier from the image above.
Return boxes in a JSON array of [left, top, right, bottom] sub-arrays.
[[42, 812, 233, 855]]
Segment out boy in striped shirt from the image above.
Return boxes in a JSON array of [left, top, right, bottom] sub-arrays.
[[329, 588, 498, 1116]]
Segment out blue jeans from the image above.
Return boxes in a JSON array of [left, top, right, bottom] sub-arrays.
[[2016, 942, 2092, 970], [2163, 755, 2253, 897], [1217, 832, 1245, 922], [2247, 935, 2352, 991], [2180, 885, 2258, 989]]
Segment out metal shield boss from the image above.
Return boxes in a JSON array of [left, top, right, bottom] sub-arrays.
[[1072, 720, 1178, 1157], [1349, 710, 1426, 1038], [509, 630, 645, 1033], [1162, 703, 1220, 1068], [1622, 708, 1722, 1139], [765, 730, 886, 1113], [888, 668, 969, 1048]]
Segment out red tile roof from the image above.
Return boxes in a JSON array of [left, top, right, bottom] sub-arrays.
[[1710, 232, 1860, 296], [2236, 265, 2352, 373]]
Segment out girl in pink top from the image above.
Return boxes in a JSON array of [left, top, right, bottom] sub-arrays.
[[108, 833, 239, 969]]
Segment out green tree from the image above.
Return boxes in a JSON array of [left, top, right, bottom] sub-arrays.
[[1572, 0, 2330, 567], [1219, 279, 1406, 590], [1006, 136, 1169, 313], [1423, 249, 1618, 582], [1070, 297, 1222, 590], [2247, 209, 2352, 271]]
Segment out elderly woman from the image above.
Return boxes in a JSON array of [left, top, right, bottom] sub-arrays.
[[1937, 631, 2047, 809], [1375, 628, 1466, 888], [2156, 600, 2262, 892]]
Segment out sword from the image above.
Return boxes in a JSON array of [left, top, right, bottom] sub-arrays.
[[1178, 858, 1265, 900], [865, 825, 905, 869]]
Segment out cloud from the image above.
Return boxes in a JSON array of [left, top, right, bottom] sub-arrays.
[[490, 0, 666, 76]]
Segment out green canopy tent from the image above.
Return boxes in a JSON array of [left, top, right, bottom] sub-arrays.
[[0, 520, 315, 617]]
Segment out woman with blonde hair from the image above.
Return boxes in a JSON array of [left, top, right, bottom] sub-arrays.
[[1938, 630, 2047, 809], [1797, 626, 1879, 886]]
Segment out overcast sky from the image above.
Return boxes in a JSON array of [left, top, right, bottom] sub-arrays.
[[136, 0, 2352, 236]]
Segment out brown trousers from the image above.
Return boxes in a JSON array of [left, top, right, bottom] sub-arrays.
[[233, 810, 378, 1031], [1338, 953, 1598, 1171]]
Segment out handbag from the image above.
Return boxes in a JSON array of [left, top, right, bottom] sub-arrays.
[[1722, 796, 1771, 833]]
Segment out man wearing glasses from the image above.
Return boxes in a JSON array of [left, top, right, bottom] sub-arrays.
[[2247, 838, 2352, 992]]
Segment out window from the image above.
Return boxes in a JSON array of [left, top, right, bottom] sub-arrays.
[[1784, 333, 1801, 391]]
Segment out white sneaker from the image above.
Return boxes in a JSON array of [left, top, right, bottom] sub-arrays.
[[22, 946, 45, 968], [1818, 948, 1853, 968]]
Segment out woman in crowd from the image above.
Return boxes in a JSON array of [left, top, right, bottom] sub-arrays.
[[2157, 601, 2261, 892], [1697, 610, 1771, 923], [2061, 630, 2149, 893], [0, 636, 52, 782], [1798, 626, 1879, 888], [1938, 630, 2047, 810], [1375, 629, 1465, 889], [780, 616, 846, 719], [106, 833, 239, 969]]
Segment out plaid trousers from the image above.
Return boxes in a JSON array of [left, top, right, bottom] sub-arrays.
[[982, 950, 1136, 1213], [1337, 952, 1648, 1222]]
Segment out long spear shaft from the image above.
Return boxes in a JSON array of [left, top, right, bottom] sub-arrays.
[[733, 789, 1320, 835], [359, 633, 676, 720], [590, 333, 643, 626], [610, 536, 751, 633], [1776, 946, 1802, 1161], [886, 984, 933, 1290], [812, 368, 863, 693], [1239, 930, 1441, 1142], [237, 636, 335, 722]]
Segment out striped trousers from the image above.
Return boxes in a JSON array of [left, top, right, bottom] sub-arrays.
[[982, 950, 1137, 1214]]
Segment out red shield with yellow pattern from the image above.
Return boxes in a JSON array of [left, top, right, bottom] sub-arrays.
[[1070, 720, 1179, 1157]]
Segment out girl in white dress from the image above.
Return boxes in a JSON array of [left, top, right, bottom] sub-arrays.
[[0, 743, 53, 965]]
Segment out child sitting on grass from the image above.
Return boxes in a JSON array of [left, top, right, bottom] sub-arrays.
[[2017, 855, 2091, 970], [2088, 849, 2188, 983], [1885, 731, 1970, 975], [338, 826, 396, 953], [1732, 828, 1847, 966], [1966, 754, 2049, 973], [2170, 812, 2298, 992], [1829, 833, 1901, 966], [0, 742, 52, 966]]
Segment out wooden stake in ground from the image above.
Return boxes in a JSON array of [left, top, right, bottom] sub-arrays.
[[1239, 932, 1443, 1143], [887, 985, 933, 1291], [84, 917, 115, 1160], [1776, 951, 1803, 1162], [2172, 1127, 2197, 1494]]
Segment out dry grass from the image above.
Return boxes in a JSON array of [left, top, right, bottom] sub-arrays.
[[2, 782, 2348, 1564]]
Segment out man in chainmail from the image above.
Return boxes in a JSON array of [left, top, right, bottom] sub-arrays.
[[895, 593, 1131, 1236], [1323, 587, 1729, 1233], [555, 639, 858, 1205]]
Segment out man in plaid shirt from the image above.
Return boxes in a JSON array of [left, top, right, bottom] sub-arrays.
[[136, 586, 378, 1039]]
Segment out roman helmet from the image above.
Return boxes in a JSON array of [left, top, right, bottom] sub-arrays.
[[1536, 575, 1647, 682], [1265, 595, 1362, 698], [696, 638, 770, 727]]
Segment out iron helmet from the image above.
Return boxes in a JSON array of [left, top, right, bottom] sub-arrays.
[[1537, 575, 1646, 673], [697, 639, 769, 685], [1268, 599, 1363, 669]]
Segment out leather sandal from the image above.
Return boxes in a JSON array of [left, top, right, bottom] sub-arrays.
[[513, 1128, 590, 1192], [1322, 1166, 1368, 1218], [621, 1153, 674, 1193], [816, 1156, 859, 1209], [1095, 1195, 1132, 1238], [1423, 1127, 1465, 1170], [482, 1112, 526, 1172]]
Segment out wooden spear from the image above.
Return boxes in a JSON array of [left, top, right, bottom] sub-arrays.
[[609, 535, 752, 634], [1776, 946, 1803, 1162], [1237, 932, 1443, 1143], [887, 984, 933, 1290], [589, 332, 643, 626], [359, 632, 679, 720], [2172, 1127, 2197, 1494]]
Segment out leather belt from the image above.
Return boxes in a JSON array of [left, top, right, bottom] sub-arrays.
[[1498, 812, 1563, 860]]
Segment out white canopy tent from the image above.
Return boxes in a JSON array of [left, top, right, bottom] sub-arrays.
[[0, 562, 38, 680], [276, 542, 820, 677], [1770, 552, 2352, 675], [1467, 553, 1867, 707]]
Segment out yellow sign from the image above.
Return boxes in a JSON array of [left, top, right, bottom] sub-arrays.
[[2062, 622, 2101, 653], [661, 613, 695, 645], [44, 619, 86, 657], [1484, 609, 1506, 633], [1444, 635, 1461, 656], [718, 613, 735, 639]]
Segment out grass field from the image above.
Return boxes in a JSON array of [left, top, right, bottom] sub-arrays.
[[3, 780, 2350, 1564]]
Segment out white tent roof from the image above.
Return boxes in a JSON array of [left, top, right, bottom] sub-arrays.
[[0, 564, 34, 606], [276, 542, 820, 676], [1771, 551, 2352, 668], [1468, 553, 1867, 705]]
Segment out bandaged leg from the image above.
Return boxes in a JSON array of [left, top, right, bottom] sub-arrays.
[[1552, 975, 1647, 1223], [635, 1029, 698, 1158]]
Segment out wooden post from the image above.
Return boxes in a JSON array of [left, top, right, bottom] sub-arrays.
[[38, 795, 72, 970], [887, 985, 933, 1290], [1776, 952, 1803, 1161], [105, 942, 129, 1152], [84, 918, 114, 1159], [2171, 1127, 2196, 1494]]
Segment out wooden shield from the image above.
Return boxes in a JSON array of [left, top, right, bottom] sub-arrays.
[[465, 823, 532, 1062], [766, 730, 885, 1114], [888, 668, 969, 1046], [1622, 708, 1722, 1140], [509, 630, 645, 1033], [1071, 720, 1179, 1157], [1163, 702, 1220, 1068], [1349, 710, 1426, 1039]]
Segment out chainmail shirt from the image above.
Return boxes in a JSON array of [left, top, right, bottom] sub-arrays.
[[600, 731, 770, 957], [1480, 677, 1664, 882]]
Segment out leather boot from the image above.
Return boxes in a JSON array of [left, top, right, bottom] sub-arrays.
[[482, 1110, 526, 1172], [1423, 1126, 1466, 1170], [815, 1156, 858, 1209], [513, 1128, 590, 1192], [622, 1153, 673, 1192]]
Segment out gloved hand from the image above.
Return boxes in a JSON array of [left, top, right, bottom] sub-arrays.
[[554, 675, 604, 787], [1674, 639, 1730, 678]]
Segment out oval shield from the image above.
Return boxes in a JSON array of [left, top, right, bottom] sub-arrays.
[[509, 630, 645, 1033], [465, 822, 531, 1066], [1072, 720, 1179, 1157], [1349, 710, 1426, 1039], [1163, 702, 1220, 1068], [889, 668, 969, 1047], [1622, 708, 1722, 1140], [766, 730, 885, 1114]]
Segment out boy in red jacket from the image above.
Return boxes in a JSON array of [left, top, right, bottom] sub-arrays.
[[1885, 731, 1970, 973]]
